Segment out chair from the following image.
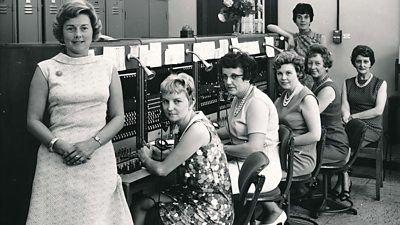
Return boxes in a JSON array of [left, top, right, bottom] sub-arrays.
[[233, 151, 270, 225], [300, 119, 366, 218]]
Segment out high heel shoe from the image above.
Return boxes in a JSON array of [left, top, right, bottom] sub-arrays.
[[340, 181, 352, 201], [261, 211, 287, 225]]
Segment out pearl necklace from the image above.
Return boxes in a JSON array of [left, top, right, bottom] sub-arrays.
[[233, 85, 253, 117], [312, 75, 329, 93], [355, 74, 373, 88], [283, 84, 303, 107]]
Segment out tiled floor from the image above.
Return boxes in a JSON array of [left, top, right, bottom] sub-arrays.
[[290, 145, 400, 225]]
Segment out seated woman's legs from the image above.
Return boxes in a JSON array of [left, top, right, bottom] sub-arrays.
[[132, 193, 172, 225], [259, 202, 286, 225]]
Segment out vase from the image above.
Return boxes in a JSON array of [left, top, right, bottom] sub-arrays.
[[232, 19, 241, 34]]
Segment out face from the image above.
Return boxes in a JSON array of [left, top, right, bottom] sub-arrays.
[[276, 64, 301, 91], [295, 14, 311, 32], [354, 55, 372, 75], [161, 91, 194, 124], [63, 14, 93, 57], [222, 67, 249, 97], [307, 53, 327, 79]]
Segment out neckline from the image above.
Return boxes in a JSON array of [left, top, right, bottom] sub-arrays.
[[355, 74, 373, 88], [312, 75, 330, 92], [53, 52, 99, 65], [233, 85, 254, 117], [178, 111, 206, 141], [283, 84, 303, 107]]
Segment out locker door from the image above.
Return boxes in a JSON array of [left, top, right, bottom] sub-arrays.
[[0, 0, 15, 43], [17, 0, 42, 43], [124, 0, 149, 38], [43, 0, 63, 43], [106, 0, 124, 38], [87, 0, 105, 34], [149, 0, 168, 38]]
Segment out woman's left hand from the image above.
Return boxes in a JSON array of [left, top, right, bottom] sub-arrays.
[[64, 139, 97, 166], [138, 145, 152, 166]]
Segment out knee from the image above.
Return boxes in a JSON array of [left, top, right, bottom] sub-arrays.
[[134, 197, 156, 212]]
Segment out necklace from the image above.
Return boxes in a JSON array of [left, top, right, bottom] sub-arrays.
[[312, 75, 329, 92], [283, 84, 303, 107], [355, 74, 373, 88], [233, 85, 253, 117]]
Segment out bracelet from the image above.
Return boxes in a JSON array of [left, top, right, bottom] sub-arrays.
[[48, 137, 59, 152], [93, 135, 102, 146]]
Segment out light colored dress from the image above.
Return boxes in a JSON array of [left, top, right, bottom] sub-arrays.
[[227, 86, 282, 194], [159, 112, 234, 225], [26, 53, 133, 225]]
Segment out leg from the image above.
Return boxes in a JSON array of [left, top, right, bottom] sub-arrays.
[[132, 193, 173, 225], [259, 202, 286, 225]]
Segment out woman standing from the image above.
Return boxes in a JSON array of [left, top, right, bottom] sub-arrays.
[[26, 1, 133, 224], [341, 45, 387, 198], [305, 45, 350, 199], [134, 73, 234, 225], [217, 52, 285, 225], [274, 51, 321, 178]]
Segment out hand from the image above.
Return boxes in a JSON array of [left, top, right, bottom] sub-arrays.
[[138, 145, 152, 166], [287, 36, 295, 49], [152, 147, 171, 161]]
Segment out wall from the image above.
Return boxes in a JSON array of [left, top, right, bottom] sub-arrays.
[[276, 0, 400, 97], [168, 0, 197, 37]]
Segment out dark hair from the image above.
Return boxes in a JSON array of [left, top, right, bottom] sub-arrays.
[[350, 45, 375, 67], [53, 0, 102, 43], [217, 52, 258, 82], [160, 73, 196, 103], [273, 51, 305, 78], [305, 44, 333, 71], [292, 3, 314, 23]]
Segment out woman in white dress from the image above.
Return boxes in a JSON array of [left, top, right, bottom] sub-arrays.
[[26, 1, 133, 224]]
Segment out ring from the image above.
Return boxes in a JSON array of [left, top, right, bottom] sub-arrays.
[[75, 155, 80, 158]]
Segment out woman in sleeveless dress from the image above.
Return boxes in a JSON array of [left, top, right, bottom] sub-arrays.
[[267, 3, 327, 89], [26, 1, 133, 225], [134, 73, 234, 225], [306, 44, 350, 200], [341, 45, 387, 199], [217, 52, 285, 225], [273, 51, 321, 178]]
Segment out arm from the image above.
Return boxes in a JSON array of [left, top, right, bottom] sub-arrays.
[[267, 24, 295, 47], [217, 126, 230, 141], [351, 81, 387, 120], [74, 67, 125, 157], [294, 95, 321, 145], [341, 81, 351, 123], [224, 99, 268, 158], [316, 86, 335, 113], [139, 122, 210, 176], [27, 67, 75, 155]]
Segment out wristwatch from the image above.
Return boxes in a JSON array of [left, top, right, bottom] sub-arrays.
[[93, 135, 102, 146]]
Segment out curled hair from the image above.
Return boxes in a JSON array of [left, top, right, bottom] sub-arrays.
[[305, 44, 333, 71], [350, 45, 375, 67], [292, 3, 314, 23], [53, 0, 102, 43], [217, 52, 258, 82], [273, 51, 305, 78], [160, 73, 196, 102]]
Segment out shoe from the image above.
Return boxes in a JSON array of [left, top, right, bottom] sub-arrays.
[[329, 189, 341, 199], [261, 211, 287, 225], [340, 181, 352, 201]]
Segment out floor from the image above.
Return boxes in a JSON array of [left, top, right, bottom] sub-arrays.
[[290, 144, 400, 225]]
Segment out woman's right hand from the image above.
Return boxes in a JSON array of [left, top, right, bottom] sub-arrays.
[[152, 147, 171, 161], [53, 139, 87, 166]]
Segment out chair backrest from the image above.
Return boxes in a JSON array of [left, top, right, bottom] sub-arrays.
[[235, 151, 269, 225], [344, 118, 368, 168], [312, 127, 327, 179], [278, 124, 295, 200]]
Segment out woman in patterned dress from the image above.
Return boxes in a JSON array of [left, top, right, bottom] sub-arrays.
[[217, 52, 285, 225], [26, 1, 133, 225], [267, 3, 327, 89], [341, 45, 387, 199], [134, 73, 234, 225]]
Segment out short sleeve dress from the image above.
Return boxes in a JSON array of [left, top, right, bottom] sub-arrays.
[[275, 86, 317, 177], [26, 53, 133, 225], [159, 112, 234, 225]]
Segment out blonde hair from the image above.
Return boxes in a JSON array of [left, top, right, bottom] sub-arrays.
[[160, 73, 196, 102]]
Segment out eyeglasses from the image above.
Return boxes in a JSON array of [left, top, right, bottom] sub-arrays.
[[222, 74, 244, 81]]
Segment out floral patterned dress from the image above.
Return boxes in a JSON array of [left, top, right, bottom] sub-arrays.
[[159, 112, 234, 225]]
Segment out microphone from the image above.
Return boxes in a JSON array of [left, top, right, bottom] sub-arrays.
[[127, 53, 156, 80], [185, 49, 213, 72]]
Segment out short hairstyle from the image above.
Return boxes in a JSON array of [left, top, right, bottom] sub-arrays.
[[292, 3, 314, 23], [273, 51, 305, 78], [53, 0, 102, 43], [350, 45, 375, 67], [305, 44, 333, 70], [217, 52, 258, 82], [160, 73, 196, 102]]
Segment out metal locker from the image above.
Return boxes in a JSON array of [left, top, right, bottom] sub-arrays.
[[0, 0, 16, 43], [87, 0, 106, 35], [17, 0, 42, 43], [105, 0, 124, 38], [43, 0, 63, 43]]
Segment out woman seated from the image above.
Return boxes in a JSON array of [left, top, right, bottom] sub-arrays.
[[341, 45, 387, 198], [134, 73, 234, 225], [273, 51, 321, 178], [305, 44, 350, 199], [217, 52, 286, 225]]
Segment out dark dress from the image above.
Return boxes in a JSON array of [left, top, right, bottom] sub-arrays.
[[346, 76, 384, 147], [313, 80, 349, 164], [159, 112, 234, 225], [275, 86, 318, 177]]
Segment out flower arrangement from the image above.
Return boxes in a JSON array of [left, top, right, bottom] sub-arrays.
[[217, 0, 259, 23]]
